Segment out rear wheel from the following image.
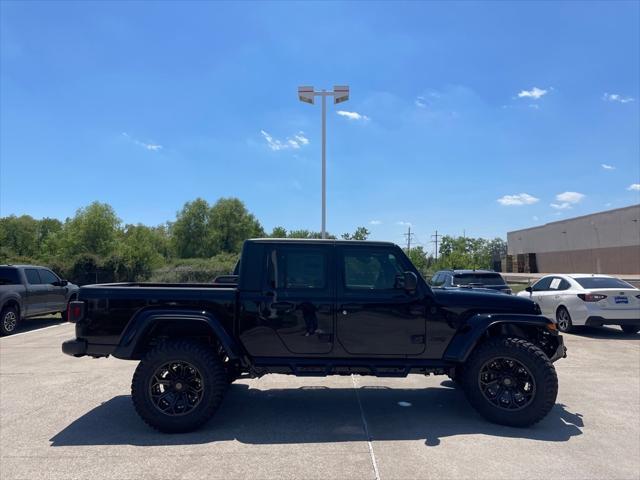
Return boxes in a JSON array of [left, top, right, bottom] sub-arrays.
[[621, 325, 640, 335], [556, 307, 573, 333], [131, 340, 227, 433], [1, 306, 19, 336], [461, 337, 558, 427]]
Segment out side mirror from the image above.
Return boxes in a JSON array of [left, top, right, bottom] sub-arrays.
[[403, 271, 418, 292], [525, 286, 533, 293], [55, 280, 69, 287]]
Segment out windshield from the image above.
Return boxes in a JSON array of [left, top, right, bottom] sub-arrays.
[[574, 277, 634, 289], [453, 273, 506, 286]]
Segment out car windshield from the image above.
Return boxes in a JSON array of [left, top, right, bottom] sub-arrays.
[[574, 277, 634, 289], [452, 273, 506, 286]]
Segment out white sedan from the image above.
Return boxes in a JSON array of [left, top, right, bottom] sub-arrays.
[[517, 274, 640, 334]]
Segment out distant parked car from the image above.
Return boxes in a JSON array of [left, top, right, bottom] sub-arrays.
[[517, 274, 640, 334], [0, 265, 79, 336], [430, 270, 512, 294]]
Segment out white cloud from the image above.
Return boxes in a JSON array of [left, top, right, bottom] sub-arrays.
[[415, 96, 427, 108], [336, 110, 370, 121], [397, 221, 412, 227], [603, 93, 634, 104], [555, 191, 585, 204], [497, 193, 540, 206], [122, 132, 163, 151], [550, 191, 585, 210], [628, 183, 640, 191], [369, 220, 382, 225], [517, 87, 548, 100], [261, 130, 309, 151], [601, 163, 615, 170]]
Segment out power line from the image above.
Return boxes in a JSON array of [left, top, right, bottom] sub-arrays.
[[431, 230, 440, 261], [403, 226, 415, 251]]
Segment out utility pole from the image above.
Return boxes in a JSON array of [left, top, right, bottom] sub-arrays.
[[431, 230, 440, 261], [403, 226, 414, 251]]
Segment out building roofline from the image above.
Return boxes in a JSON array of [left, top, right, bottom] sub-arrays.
[[507, 203, 640, 235]]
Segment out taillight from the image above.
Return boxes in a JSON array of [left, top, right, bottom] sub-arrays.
[[578, 293, 607, 302], [67, 301, 85, 323]]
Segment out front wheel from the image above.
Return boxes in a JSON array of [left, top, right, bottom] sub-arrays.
[[621, 325, 640, 335], [131, 340, 228, 433], [461, 337, 558, 427]]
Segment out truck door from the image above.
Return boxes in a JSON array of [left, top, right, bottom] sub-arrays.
[[23, 269, 48, 316], [336, 245, 426, 355], [259, 244, 335, 354], [38, 268, 66, 312]]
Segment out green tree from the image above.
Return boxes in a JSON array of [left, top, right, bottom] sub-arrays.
[[0, 215, 39, 257], [208, 198, 265, 253], [405, 246, 431, 273], [55, 202, 121, 257], [171, 198, 212, 258], [270, 226, 287, 238], [341, 226, 370, 240]]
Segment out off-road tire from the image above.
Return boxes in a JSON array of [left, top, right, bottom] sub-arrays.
[[556, 307, 573, 333], [461, 337, 558, 427], [131, 340, 227, 433], [1, 306, 19, 336], [621, 325, 640, 335]]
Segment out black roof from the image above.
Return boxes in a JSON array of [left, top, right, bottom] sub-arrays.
[[247, 238, 398, 247], [436, 269, 498, 274]]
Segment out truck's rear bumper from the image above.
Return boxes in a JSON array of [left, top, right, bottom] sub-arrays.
[[62, 338, 113, 358], [62, 338, 87, 357]]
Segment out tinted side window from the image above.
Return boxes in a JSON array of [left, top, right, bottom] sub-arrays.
[[558, 279, 571, 290], [25, 269, 41, 285], [532, 277, 553, 291], [38, 269, 59, 285], [0, 267, 20, 285], [344, 250, 404, 290], [267, 249, 327, 290]]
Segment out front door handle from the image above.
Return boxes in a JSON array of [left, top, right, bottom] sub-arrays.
[[271, 301, 295, 313], [340, 303, 363, 315]]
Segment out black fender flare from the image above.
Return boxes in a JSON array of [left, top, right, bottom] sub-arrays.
[[443, 313, 557, 363], [112, 308, 243, 361]]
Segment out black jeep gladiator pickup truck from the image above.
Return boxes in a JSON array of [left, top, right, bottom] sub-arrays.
[[62, 239, 566, 433]]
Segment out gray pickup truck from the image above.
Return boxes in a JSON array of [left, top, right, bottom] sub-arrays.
[[0, 265, 79, 335]]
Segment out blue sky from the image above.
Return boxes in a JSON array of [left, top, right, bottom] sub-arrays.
[[1, 1, 639, 251]]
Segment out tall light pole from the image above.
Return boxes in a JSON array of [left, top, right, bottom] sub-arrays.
[[298, 85, 349, 239]]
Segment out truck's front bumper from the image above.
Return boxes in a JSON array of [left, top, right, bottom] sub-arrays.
[[62, 338, 87, 357], [549, 335, 567, 363]]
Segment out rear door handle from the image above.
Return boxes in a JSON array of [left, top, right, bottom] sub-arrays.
[[271, 301, 295, 313]]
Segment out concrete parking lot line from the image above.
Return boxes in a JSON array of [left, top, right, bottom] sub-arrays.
[[351, 374, 381, 480], [0, 322, 67, 339]]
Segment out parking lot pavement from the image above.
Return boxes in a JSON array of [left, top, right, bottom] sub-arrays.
[[1, 324, 639, 480]]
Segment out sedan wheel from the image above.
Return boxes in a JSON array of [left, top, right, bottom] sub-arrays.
[[556, 307, 573, 333]]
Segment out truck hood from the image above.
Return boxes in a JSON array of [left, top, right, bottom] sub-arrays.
[[432, 287, 540, 315]]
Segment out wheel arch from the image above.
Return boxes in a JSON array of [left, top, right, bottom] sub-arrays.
[[443, 313, 559, 363], [1, 297, 22, 319], [112, 308, 244, 362]]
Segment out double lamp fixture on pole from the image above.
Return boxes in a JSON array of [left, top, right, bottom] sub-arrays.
[[298, 85, 349, 239]]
